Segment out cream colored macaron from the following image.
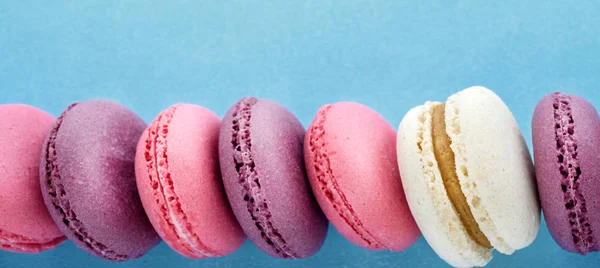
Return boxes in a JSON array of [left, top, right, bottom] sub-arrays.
[[396, 86, 540, 267]]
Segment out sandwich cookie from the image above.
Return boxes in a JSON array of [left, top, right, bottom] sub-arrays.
[[40, 100, 160, 261], [0, 104, 65, 253], [532, 92, 600, 254], [219, 97, 328, 259], [135, 104, 245, 259], [305, 102, 420, 252], [396, 86, 540, 267]]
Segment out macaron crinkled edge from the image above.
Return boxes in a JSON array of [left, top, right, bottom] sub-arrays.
[[306, 104, 384, 249], [227, 97, 300, 259], [138, 104, 221, 259], [0, 231, 64, 253], [549, 93, 594, 253], [533, 92, 600, 254], [136, 103, 245, 258], [0, 104, 66, 253]]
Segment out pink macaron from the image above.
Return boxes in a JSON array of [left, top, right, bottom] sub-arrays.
[[135, 104, 245, 259], [0, 104, 66, 253], [304, 102, 421, 251]]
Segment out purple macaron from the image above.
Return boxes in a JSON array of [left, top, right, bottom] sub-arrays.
[[218, 97, 328, 259], [532, 92, 600, 254], [40, 100, 160, 261]]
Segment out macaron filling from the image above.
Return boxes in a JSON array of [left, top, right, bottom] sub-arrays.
[[231, 98, 297, 259], [0, 229, 65, 253], [307, 105, 384, 249], [142, 105, 217, 258], [552, 93, 595, 254], [43, 103, 129, 261], [430, 103, 492, 249]]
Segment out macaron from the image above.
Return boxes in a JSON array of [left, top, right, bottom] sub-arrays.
[[532, 92, 600, 254], [304, 102, 420, 251], [40, 100, 160, 261], [219, 97, 328, 259], [135, 104, 245, 259], [396, 86, 540, 267], [0, 104, 65, 253]]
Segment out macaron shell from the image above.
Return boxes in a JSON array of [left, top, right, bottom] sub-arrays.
[[397, 103, 491, 267], [135, 104, 245, 258], [219, 99, 327, 258], [532, 94, 600, 253], [249, 100, 328, 257], [305, 102, 420, 251], [0, 104, 65, 252], [41, 100, 160, 260], [446, 86, 539, 252]]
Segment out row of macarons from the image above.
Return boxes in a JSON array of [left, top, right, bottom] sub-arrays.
[[0, 86, 596, 267]]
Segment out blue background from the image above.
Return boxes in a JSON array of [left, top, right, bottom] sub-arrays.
[[1, 1, 600, 267]]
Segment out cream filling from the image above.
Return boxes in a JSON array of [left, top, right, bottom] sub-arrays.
[[431, 103, 491, 249]]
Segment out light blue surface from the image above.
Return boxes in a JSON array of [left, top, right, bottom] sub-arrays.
[[1, 1, 600, 267]]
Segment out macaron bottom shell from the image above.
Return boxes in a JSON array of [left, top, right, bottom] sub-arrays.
[[0, 230, 65, 253], [135, 104, 245, 259]]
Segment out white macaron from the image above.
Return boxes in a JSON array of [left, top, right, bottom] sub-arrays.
[[396, 86, 540, 267]]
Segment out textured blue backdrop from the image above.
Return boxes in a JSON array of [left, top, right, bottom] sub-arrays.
[[1, 1, 600, 267]]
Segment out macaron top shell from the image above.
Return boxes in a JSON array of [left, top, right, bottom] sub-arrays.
[[305, 102, 420, 252], [445, 86, 539, 252], [0, 104, 65, 253], [41, 100, 160, 261], [219, 98, 328, 259], [135, 104, 245, 259], [532, 93, 600, 254]]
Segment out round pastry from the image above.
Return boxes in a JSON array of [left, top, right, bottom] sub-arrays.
[[304, 101, 420, 252], [219, 97, 328, 259], [40, 100, 160, 261], [397, 86, 540, 267], [0, 104, 65, 253], [135, 103, 245, 259], [532, 92, 600, 254]]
